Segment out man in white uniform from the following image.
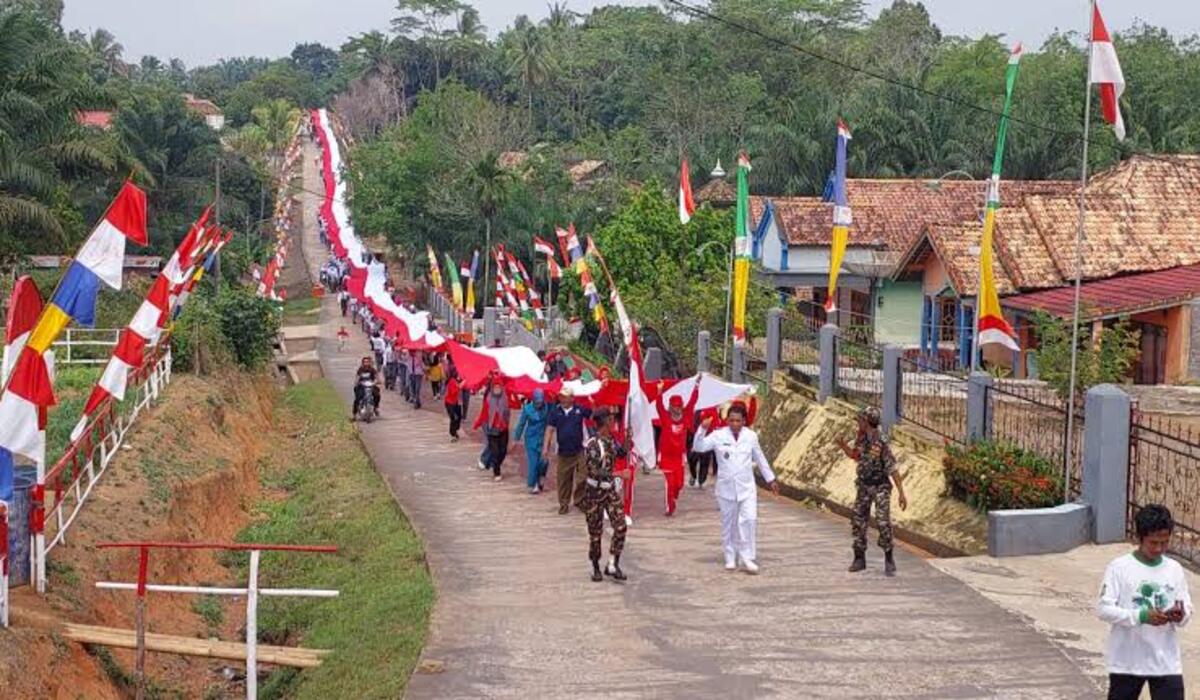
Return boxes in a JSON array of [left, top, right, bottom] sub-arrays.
[[692, 402, 780, 574]]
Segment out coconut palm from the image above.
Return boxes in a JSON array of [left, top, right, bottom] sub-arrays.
[[467, 153, 514, 299], [250, 98, 301, 169], [506, 24, 556, 131]]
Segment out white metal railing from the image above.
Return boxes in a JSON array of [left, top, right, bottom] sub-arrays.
[[51, 328, 121, 365], [32, 347, 172, 593]]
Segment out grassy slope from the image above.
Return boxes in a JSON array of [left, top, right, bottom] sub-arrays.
[[238, 379, 434, 700]]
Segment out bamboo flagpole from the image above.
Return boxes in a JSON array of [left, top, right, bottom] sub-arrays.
[[1064, 0, 1097, 501]]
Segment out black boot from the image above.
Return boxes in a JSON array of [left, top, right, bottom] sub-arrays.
[[605, 555, 627, 581], [884, 550, 897, 577], [590, 558, 603, 582], [848, 548, 866, 572]]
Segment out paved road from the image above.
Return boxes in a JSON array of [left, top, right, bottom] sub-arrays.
[[297, 141, 1097, 699]]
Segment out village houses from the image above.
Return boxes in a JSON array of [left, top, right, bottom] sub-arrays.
[[741, 155, 1200, 384]]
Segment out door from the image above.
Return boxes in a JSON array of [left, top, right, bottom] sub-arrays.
[[1135, 324, 1167, 385]]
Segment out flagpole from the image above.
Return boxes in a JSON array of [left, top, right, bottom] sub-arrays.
[[1064, 0, 1097, 503], [722, 244, 733, 371]]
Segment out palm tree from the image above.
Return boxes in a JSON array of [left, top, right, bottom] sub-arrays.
[[344, 31, 406, 119], [87, 28, 127, 78], [250, 98, 300, 169], [447, 6, 486, 76], [0, 10, 113, 248], [506, 24, 556, 131], [543, 2, 577, 33], [467, 153, 514, 300]]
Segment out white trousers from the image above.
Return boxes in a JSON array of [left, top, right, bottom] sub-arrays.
[[717, 494, 758, 564]]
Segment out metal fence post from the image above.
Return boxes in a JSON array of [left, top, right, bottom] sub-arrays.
[[881, 345, 902, 434], [697, 331, 710, 373], [732, 344, 746, 383], [1082, 384, 1132, 543], [765, 308, 782, 390], [644, 348, 663, 381], [483, 307, 498, 346], [966, 371, 994, 442], [818, 324, 837, 404]]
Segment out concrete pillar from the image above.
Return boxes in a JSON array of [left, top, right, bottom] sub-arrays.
[[697, 331, 711, 373], [881, 345, 902, 434], [1082, 384, 1132, 544], [644, 348, 664, 381], [732, 344, 746, 384], [818, 323, 837, 404], [483, 307, 498, 347], [765, 308, 782, 389], [966, 371, 993, 441]]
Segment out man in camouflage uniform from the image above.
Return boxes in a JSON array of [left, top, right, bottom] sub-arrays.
[[581, 408, 630, 582], [837, 406, 908, 576]]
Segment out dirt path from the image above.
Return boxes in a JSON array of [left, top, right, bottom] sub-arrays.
[[298, 140, 1098, 699]]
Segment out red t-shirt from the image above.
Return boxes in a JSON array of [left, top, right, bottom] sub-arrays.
[[444, 378, 460, 405]]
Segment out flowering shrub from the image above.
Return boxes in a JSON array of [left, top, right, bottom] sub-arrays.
[[943, 440, 1063, 512]]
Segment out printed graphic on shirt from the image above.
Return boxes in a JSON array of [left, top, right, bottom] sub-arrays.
[[1134, 580, 1179, 612]]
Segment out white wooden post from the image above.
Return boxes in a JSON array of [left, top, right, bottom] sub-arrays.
[[246, 549, 260, 700]]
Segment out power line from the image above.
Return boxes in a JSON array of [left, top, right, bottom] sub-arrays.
[[661, 0, 1177, 167]]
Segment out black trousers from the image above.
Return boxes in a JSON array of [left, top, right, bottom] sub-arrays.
[[688, 450, 715, 485], [487, 431, 509, 476], [446, 403, 463, 438], [1108, 674, 1185, 700]]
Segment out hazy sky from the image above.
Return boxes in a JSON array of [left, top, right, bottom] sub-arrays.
[[62, 1, 1200, 66]]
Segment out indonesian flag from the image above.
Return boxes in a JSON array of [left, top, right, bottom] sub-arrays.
[[546, 257, 563, 280], [443, 339, 547, 389], [624, 325, 657, 472], [1091, 4, 1126, 141], [678, 158, 696, 225], [3, 277, 43, 384], [533, 236, 557, 259]]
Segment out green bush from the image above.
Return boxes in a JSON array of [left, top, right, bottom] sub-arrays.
[[215, 287, 281, 370], [943, 440, 1064, 512], [170, 295, 231, 373]]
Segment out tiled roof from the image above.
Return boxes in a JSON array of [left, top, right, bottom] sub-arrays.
[[1002, 262, 1200, 320], [695, 177, 735, 205], [893, 155, 1200, 302], [183, 94, 222, 116], [753, 178, 1073, 251], [76, 110, 113, 129], [924, 223, 1018, 296], [567, 160, 607, 184]]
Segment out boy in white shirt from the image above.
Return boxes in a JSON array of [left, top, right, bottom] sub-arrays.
[[1097, 504, 1192, 700]]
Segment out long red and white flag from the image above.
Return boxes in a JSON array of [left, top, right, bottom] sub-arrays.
[[1091, 3, 1126, 141], [678, 158, 696, 224]]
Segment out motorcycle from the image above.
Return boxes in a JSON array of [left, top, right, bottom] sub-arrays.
[[355, 379, 380, 423]]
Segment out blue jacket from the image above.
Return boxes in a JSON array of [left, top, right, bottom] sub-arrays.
[[514, 402, 550, 446]]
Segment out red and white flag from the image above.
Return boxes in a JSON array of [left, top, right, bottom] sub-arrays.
[[1091, 3, 1126, 141], [533, 235, 557, 259], [678, 158, 696, 225], [546, 256, 563, 280]]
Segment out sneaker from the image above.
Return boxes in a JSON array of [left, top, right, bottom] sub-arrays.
[[604, 564, 627, 581], [724, 559, 737, 571], [741, 559, 759, 575], [558, 505, 570, 515], [478, 461, 489, 471], [624, 515, 633, 527], [450, 436, 459, 442], [493, 475, 503, 482], [529, 487, 539, 494], [688, 478, 697, 488]]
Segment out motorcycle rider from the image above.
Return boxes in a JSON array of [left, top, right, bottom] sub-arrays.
[[352, 356, 381, 420]]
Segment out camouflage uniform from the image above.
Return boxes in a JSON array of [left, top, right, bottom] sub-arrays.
[[581, 434, 627, 561], [852, 430, 897, 552]]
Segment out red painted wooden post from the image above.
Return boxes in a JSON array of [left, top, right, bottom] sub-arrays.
[[134, 545, 149, 700]]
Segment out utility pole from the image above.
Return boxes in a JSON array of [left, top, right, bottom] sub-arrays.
[[213, 156, 222, 286]]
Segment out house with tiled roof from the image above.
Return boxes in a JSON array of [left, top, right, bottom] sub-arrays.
[[751, 178, 1073, 346], [890, 155, 1200, 383], [183, 94, 225, 130]]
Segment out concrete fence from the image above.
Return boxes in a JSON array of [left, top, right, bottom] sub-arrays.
[[702, 311, 1146, 559]]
